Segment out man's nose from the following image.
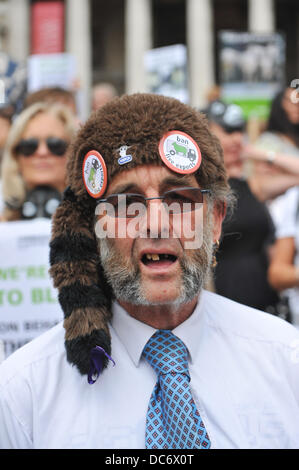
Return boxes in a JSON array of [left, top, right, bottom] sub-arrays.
[[139, 198, 170, 239]]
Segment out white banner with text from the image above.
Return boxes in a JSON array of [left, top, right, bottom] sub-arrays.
[[0, 219, 63, 359]]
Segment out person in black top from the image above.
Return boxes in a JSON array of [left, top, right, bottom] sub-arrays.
[[215, 176, 279, 311], [204, 101, 284, 315]]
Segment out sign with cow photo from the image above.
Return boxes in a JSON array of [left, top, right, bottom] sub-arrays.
[[219, 31, 286, 119]]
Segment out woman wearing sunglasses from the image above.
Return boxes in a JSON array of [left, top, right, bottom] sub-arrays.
[[0, 101, 77, 221]]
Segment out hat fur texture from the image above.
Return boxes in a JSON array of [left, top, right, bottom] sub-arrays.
[[49, 93, 228, 380]]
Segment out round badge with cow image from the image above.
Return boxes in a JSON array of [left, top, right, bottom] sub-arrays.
[[82, 150, 107, 198], [159, 130, 202, 174]]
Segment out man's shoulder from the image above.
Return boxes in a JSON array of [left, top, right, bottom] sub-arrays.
[[0, 322, 65, 387], [203, 290, 299, 345]]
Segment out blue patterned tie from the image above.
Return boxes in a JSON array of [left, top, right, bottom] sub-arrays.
[[142, 329, 211, 449]]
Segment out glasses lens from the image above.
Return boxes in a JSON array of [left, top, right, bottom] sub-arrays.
[[98, 194, 119, 216], [122, 194, 146, 218], [163, 188, 204, 213], [104, 194, 146, 218], [16, 138, 38, 157], [47, 137, 68, 156]]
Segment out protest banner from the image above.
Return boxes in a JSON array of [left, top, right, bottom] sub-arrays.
[[31, 1, 65, 54], [219, 31, 285, 120], [27, 53, 76, 93], [144, 44, 188, 104], [0, 219, 63, 359]]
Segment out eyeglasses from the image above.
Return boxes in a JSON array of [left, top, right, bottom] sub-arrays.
[[97, 187, 211, 218], [15, 137, 69, 157]]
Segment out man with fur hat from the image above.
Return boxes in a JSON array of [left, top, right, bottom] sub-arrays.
[[1, 93, 299, 449]]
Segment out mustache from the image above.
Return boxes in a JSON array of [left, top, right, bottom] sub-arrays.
[[99, 236, 203, 279]]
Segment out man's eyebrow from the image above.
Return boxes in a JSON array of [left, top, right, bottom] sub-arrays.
[[159, 175, 196, 190], [107, 183, 139, 195]]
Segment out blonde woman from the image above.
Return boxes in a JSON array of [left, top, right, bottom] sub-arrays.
[[0, 102, 77, 221]]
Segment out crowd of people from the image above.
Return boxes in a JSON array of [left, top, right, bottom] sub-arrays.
[[203, 91, 299, 325], [0, 81, 299, 449], [0, 90, 299, 449], [0, 83, 298, 324]]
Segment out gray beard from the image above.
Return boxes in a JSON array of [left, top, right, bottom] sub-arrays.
[[97, 216, 214, 308]]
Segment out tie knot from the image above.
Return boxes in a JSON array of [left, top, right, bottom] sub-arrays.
[[143, 330, 189, 377]]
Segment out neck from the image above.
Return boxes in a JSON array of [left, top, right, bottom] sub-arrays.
[[118, 295, 199, 330], [227, 164, 243, 178]]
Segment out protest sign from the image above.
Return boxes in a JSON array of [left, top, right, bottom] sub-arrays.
[[219, 31, 285, 119], [145, 44, 188, 104], [27, 53, 76, 93], [31, 1, 65, 54], [0, 219, 63, 359]]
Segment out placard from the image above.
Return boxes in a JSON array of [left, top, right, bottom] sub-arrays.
[[0, 219, 63, 359], [219, 31, 285, 119], [145, 44, 188, 104], [31, 1, 65, 54], [27, 53, 76, 93]]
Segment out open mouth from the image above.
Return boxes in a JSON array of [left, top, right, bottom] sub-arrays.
[[141, 253, 178, 268]]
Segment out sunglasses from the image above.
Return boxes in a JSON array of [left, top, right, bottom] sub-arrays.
[[98, 187, 211, 218], [15, 137, 69, 157]]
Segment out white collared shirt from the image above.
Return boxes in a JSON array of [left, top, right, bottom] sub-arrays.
[[1, 290, 299, 449]]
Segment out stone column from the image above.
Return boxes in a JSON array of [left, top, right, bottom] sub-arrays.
[[248, 0, 275, 33], [66, 0, 92, 120], [7, 0, 30, 62], [187, 0, 215, 108], [125, 0, 152, 94]]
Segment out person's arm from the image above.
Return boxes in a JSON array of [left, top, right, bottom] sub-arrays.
[[248, 171, 299, 202], [268, 237, 299, 291], [243, 144, 299, 175]]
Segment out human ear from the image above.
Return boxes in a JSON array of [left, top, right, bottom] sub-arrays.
[[212, 201, 226, 243]]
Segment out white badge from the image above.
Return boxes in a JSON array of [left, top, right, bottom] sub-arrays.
[[117, 145, 133, 165], [159, 130, 202, 174]]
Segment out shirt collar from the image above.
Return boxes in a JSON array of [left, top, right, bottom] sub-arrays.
[[110, 290, 206, 367]]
